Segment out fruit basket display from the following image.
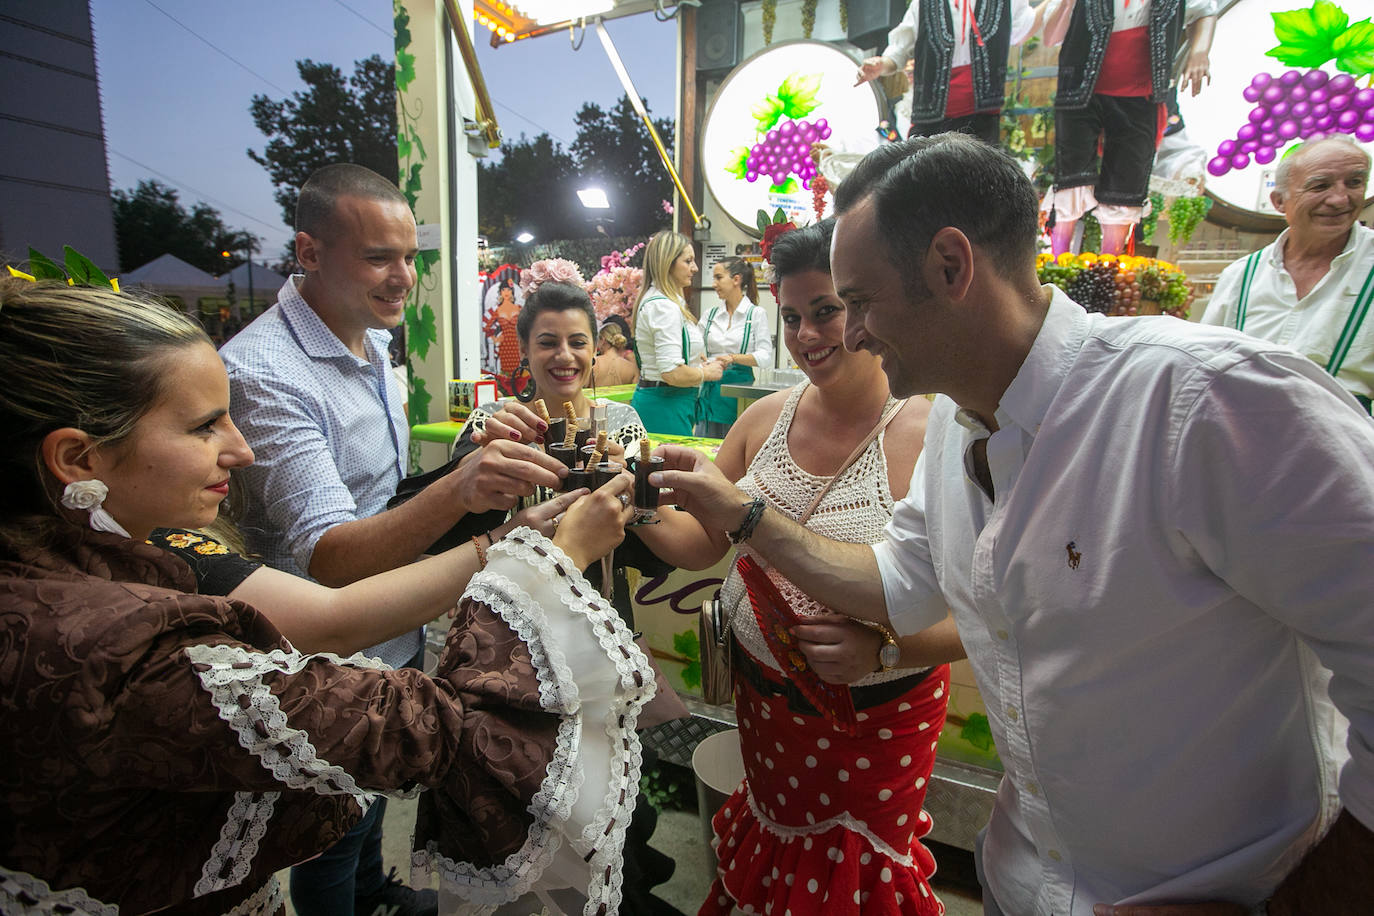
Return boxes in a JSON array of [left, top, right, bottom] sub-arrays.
[[1037, 253, 1195, 319]]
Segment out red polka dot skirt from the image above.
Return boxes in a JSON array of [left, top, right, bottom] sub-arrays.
[[700, 659, 951, 915]]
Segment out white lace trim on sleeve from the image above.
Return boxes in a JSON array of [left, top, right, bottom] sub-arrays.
[[412, 527, 655, 916], [219, 876, 285, 916], [185, 644, 407, 812], [0, 865, 116, 916], [194, 791, 279, 898]]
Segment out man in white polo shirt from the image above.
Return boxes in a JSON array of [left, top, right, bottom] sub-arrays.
[[654, 134, 1374, 914]]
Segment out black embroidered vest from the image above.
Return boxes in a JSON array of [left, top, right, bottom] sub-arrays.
[[1054, 0, 1185, 109], [910, 0, 1014, 125]]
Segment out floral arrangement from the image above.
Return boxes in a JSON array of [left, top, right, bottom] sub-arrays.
[[1037, 253, 1194, 319], [584, 242, 645, 323], [520, 257, 584, 297]]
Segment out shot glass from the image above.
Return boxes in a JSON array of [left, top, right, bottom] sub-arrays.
[[631, 455, 663, 515]]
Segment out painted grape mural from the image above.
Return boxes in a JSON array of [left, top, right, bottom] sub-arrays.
[[1208, 0, 1374, 178]]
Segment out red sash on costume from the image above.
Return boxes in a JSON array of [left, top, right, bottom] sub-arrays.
[[1095, 26, 1151, 97]]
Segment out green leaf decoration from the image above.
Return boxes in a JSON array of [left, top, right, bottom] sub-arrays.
[[394, 3, 411, 51], [756, 209, 772, 235], [1332, 18, 1374, 75], [406, 161, 423, 195], [724, 146, 751, 180], [768, 178, 798, 194], [27, 247, 65, 280], [751, 95, 786, 134], [772, 208, 787, 224], [413, 130, 427, 161], [960, 712, 995, 753], [397, 130, 412, 161], [680, 660, 701, 689], [672, 629, 700, 661], [395, 49, 416, 92], [776, 71, 823, 120], [408, 373, 432, 426], [1266, 0, 1350, 68], [411, 302, 438, 361], [63, 246, 112, 288], [416, 248, 440, 276]]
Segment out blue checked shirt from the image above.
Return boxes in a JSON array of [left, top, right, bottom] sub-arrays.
[[221, 276, 421, 668]]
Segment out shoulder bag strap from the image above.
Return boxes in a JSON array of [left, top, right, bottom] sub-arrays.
[[798, 398, 907, 524]]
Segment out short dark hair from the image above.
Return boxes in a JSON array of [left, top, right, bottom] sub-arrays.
[[296, 163, 408, 239], [835, 134, 1041, 286], [767, 218, 836, 284], [517, 281, 597, 344]]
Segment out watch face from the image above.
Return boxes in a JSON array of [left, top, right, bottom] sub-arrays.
[[880, 641, 901, 669]]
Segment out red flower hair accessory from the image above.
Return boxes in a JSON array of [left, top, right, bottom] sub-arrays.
[[760, 221, 799, 301]]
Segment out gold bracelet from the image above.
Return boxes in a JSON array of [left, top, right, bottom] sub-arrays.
[[472, 535, 488, 569]]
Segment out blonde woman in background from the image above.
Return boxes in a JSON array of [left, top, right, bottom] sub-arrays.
[[698, 255, 772, 437], [631, 230, 721, 435], [592, 314, 639, 388]]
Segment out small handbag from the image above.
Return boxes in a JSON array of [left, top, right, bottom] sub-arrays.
[[695, 397, 906, 707]]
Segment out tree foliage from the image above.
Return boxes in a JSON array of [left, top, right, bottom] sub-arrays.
[[112, 179, 258, 275], [477, 94, 676, 245], [476, 133, 579, 242], [248, 55, 399, 230], [569, 95, 676, 241]]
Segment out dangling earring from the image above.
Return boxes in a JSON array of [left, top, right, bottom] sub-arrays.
[[512, 357, 536, 403], [60, 480, 131, 538]]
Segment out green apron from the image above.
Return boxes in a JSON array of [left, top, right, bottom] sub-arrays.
[[630, 317, 700, 435], [698, 304, 757, 428], [1233, 249, 1373, 415]]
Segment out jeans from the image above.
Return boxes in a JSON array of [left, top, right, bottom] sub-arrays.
[[289, 647, 426, 915], [290, 798, 388, 916]]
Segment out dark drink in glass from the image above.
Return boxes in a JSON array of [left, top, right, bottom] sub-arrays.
[[632, 455, 663, 512], [565, 466, 595, 492], [547, 442, 578, 473], [593, 461, 622, 490]]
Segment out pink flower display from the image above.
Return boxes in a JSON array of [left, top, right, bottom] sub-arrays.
[[585, 243, 645, 322], [520, 257, 585, 296]]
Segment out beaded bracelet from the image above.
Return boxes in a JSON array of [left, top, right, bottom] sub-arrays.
[[728, 497, 766, 545]]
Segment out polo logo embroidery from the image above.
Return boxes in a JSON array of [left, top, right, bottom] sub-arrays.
[[1065, 541, 1082, 570]]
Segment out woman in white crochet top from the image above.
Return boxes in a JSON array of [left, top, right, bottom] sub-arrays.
[[639, 219, 965, 915]]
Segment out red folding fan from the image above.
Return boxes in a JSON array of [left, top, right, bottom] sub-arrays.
[[736, 555, 858, 737]]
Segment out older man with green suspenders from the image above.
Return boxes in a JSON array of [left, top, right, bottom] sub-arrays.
[[1202, 136, 1373, 414]]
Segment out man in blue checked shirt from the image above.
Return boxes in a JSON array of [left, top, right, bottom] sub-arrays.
[[221, 164, 565, 916]]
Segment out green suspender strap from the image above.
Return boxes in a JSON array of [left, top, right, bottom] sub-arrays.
[[705, 305, 755, 357], [1325, 261, 1374, 379], [1233, 250, 1265, 332], [1234, 250, 1374, 414]]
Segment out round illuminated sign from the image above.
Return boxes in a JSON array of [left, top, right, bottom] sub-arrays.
[[702, 40, 887, 235], [1177, 0, 1373, 224]]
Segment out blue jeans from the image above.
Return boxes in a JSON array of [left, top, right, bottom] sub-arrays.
[[290, 648, 426, 915], [290, 797, 388, 915]]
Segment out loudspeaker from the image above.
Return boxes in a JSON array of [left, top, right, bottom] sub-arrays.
[[696, 0, 741, 74], [846, 0, 909, 51]]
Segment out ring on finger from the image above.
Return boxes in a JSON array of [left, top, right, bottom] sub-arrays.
[[618, 493, 630, 508]]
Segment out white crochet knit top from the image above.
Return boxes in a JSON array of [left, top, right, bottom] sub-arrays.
[[723, 382, 925, 686]]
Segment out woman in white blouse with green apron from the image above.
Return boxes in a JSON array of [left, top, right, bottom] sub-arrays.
[[631, 230, 722, 435], [698, 256, 773, 437]]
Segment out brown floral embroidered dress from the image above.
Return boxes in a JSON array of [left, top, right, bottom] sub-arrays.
[[0, 525, 652, 915]]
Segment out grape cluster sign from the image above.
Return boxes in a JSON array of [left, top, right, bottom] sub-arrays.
[[1207, 1, 1374, 177], [1180, 0, 1373, 218], [701, 40, 886, 236]]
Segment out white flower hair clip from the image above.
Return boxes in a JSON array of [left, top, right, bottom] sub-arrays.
[[60, 479, 131, 538]]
